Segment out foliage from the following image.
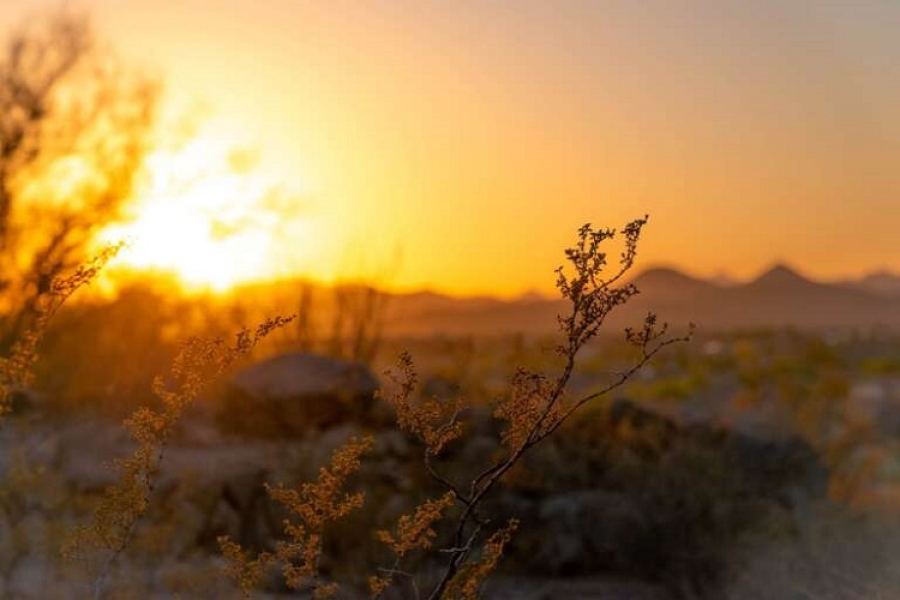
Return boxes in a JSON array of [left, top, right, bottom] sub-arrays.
[[376, 493, 455, 559], [220, 437, 374, 599], [0, 244, 122, 414], [64, 316, 295, 599], [0, 10, 158, 350], [219, 218, 688, 598]]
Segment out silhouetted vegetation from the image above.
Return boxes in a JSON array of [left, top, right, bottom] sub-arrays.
[[0, 11, 157, 351]]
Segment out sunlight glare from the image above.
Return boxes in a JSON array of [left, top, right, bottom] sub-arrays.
[[100, 137, 317, 293]]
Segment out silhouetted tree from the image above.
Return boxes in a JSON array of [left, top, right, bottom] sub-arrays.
[[0, 11, 158, 349]]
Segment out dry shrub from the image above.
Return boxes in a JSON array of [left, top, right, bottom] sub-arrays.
[[219, 437, 375, 599], [65, 315, 295, 599], [220, 218, 689, 599], [0, 244, 122, 415]]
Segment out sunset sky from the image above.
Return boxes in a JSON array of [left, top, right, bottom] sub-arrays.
[[2, 1, 898, 296]]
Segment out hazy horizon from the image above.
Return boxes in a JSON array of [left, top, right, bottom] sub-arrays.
[[1, 0, 897, 297]]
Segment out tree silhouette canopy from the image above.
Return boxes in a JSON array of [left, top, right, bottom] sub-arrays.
[[0, 11, 158, 348]]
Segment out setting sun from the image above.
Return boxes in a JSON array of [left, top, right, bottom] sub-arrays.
[[99, 136, 318, 292]]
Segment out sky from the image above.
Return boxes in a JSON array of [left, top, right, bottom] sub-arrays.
[[2, 1, 898, 296]]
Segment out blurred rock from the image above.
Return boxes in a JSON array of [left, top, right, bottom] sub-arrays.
[[152, 437, 315, 554], [494, 398, 829, 596], [216, 352, 380, 437], [55, 417, 134, 492], [614, 399, 828, 508], [730, 431, 828, 507], [535, 490, 650, 576]]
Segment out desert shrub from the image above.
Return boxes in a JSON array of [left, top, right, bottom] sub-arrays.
[[64, 315, 295, 599], [218, 217, 691, 598], [0, 247, 122, 598], [0, 245, 122, 415]]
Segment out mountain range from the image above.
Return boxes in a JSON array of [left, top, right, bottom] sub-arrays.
[[380, 266, 900, 336]]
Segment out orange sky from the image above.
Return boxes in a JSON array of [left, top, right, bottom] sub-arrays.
[[2, 1, 898, 297]]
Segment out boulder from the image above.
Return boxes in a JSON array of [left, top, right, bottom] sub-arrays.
[[493, 398, 828, 596], [535, 490, 650, 576], [216, 352, 380, 437]]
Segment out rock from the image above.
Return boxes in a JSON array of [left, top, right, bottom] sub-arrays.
[[493, 398, 829, 596], [155, 440, 299, 553], [611, 399, 829, 509], [216, 352, 380, 437], [535, 490, 649, 576], [8, 555, 53, 598], [55, 416, 135, 492], [730, 431, 829, 508]]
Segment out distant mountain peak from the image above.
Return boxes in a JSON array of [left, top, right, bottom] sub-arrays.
[[752, 263, 811, 287], [633, 266, 702, 285], [630, 266, 715, 297], [639, 266, 689, 277]]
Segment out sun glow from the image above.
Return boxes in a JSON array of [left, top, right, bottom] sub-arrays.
[[100, 137, 317, 292]]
